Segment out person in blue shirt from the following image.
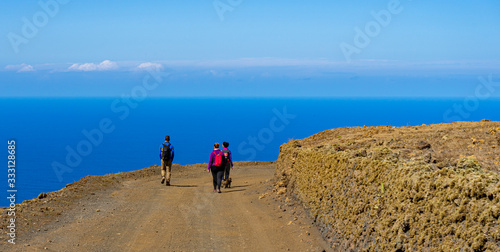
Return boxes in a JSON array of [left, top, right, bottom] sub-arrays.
[[159, 135, 174, 186]]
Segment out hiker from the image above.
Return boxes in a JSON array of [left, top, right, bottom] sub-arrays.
[[221, 142, 233, 180], [208, 143, 225, 193], [159, 135, 175, 186]]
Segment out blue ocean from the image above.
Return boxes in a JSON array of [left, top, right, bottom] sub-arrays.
[[1, 97, 499, 206]]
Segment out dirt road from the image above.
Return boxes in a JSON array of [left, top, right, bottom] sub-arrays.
[[6, 163, 331, 251]]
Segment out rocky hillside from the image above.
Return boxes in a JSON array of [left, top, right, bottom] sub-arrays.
[[275, 120, 500, 251]]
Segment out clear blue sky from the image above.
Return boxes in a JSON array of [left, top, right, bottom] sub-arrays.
[[1, 0, 499, 97]]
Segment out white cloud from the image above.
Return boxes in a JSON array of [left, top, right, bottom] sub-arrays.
[[68, 60, 119, 71], [99, 60, 118, 70], [5, 63, 35, 72], [136, 62, 164, 71], [18, 65, 35, 72]]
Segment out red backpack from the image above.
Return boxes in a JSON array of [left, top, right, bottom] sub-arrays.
[[213, 151, 223, 167]]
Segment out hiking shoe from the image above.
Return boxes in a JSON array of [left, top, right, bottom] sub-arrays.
[[166, 181, 170, 186], [161, 178, 165, 184], [218, 190, 221, 193]]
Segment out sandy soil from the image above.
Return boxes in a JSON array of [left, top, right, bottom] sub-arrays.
[[1, 162, 331, 252]]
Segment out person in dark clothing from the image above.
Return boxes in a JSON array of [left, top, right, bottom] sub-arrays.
[[159, 135, 175, 186], [221, 142, 233, 180], [208, 143, 225, 193]]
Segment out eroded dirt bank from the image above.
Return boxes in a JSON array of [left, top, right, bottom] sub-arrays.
[[275, 121, 500, 251]]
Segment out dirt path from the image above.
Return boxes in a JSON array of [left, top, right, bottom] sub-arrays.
[[7, 163, 331, 251]]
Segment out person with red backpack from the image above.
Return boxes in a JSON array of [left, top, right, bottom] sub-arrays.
[[208, 142, 225, 193]]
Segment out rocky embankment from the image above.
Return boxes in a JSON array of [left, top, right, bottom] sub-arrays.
[[275, 120, 500, 251]]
